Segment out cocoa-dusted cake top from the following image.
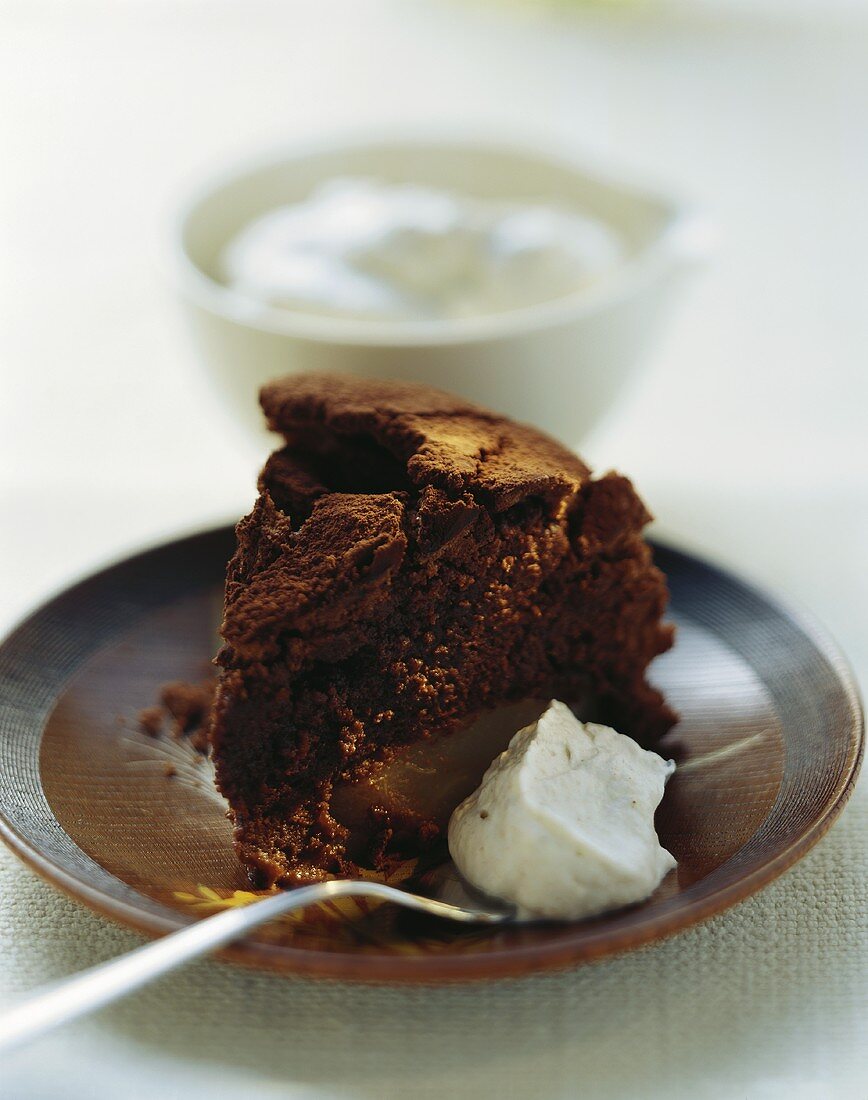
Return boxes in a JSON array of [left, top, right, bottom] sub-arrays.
[[222, 374, 596, 654], [260, 373, 591, 514]]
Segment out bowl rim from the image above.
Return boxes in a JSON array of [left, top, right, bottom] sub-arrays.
[[167, 129, 712, 348]]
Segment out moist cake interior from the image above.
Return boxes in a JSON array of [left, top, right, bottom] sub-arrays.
[[328, 698, 551, 860]]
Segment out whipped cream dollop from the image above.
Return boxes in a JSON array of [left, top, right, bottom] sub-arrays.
[[220, 177, 624, 322], [448, 700, 676, 920]]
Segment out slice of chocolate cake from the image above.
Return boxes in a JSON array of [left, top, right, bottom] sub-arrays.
[[210, 375, 675, 886]]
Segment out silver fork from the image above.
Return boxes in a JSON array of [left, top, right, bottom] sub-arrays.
[[0, 873, 515, 1054]]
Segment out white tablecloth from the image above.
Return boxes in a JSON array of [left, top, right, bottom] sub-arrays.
[[1, 2, 866, 1097]]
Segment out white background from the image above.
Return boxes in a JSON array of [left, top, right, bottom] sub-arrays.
[[1, 2, 866, 1098]]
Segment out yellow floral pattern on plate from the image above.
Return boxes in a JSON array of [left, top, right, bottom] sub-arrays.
[[169, 862, 496, 955]]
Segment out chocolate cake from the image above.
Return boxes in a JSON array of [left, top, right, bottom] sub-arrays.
[[210, 374, 675, 886]]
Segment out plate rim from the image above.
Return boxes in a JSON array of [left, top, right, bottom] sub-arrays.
[[0, 528, 863, 983]]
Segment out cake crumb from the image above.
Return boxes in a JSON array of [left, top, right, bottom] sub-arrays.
[[134, 678, 216, 763], [188, 724, 211, 756], [160, 679, 214, 738], [138, 705, 164, 738]]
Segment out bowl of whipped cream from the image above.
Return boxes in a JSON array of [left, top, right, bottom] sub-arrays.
[[172, 134, 709, 445]]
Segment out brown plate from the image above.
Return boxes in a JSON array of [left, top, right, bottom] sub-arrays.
[[0, 528, 862, 982]]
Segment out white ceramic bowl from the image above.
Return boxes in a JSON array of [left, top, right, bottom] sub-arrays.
[[171, 134, 708, 446]]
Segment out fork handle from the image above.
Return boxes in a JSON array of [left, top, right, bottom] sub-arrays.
[[0, 878, 483, 1055]]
